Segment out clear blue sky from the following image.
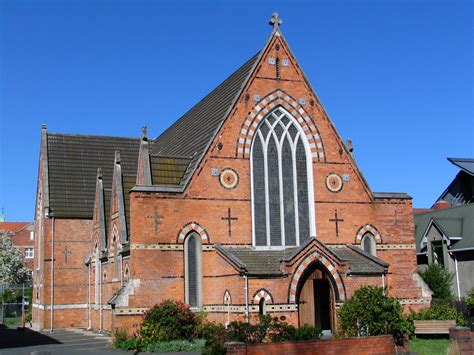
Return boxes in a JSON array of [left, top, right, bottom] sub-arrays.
[[0, 0, 473, 222]]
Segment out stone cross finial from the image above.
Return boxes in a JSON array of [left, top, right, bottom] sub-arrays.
[[269, 12, 282, 30], [97, 167, 102, 179], [141, 126, 148, 140], [115, 150, 121, 164]]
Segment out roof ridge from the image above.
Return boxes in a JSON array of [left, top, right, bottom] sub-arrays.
[[47, 132, 142, 141]]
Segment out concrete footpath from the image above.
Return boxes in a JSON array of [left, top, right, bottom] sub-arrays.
[[0, 327, 129, 355]]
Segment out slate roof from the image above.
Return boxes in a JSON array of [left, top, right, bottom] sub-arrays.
[[329, 245, 388, 275], [46, 133, 141, 218], [448, 158, 474, 176], [373, 192, 412, 199], [216, 244, 387, 277], [122, 174, 136, 233], [415, 203, 474, 252], [151, 53, 259, 187], [150, 155, 192, 186]]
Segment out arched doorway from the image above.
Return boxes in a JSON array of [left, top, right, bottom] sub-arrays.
[[296, 262, 336, 333]]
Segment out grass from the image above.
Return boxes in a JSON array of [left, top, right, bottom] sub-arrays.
[[4, 317, 21, 328], [410, 338, 450, 355]]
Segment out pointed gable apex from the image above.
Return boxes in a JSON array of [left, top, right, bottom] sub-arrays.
[[93, 168, 107, 252], [111, 150, 129, 244]]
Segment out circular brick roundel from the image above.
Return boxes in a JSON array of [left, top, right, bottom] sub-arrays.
[[288, 251, 346, 303]]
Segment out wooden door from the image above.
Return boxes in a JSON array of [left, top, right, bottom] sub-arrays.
[[298, 279, 315, 326]]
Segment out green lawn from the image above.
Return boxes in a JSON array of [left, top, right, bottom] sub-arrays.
[[4, 317, 21, 328], [410, 338, 450, 355]]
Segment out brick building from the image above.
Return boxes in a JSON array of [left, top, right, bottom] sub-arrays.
[[32, 14, 429, 333], [0, 221, 35, 272]]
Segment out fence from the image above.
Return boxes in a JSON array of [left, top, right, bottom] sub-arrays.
[[0, 283, 32, 328]]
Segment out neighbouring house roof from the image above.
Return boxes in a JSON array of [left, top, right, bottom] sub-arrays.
[[448, 158, 474, 176], [150, 53, 260, 187], [0, 222, 32, 233], [46, 133, 142, 218], [415, 203, 474, 253], [215, 243, 387, 277]]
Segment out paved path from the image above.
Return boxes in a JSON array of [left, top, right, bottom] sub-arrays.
[[0, 327, 130, 355]]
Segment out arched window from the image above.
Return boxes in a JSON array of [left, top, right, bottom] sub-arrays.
[[113, 235, 119, 281], [251, 107, 315, 247], [361, 233, 376, 256], [185, 233, 202, 308], [258, 298, 266, 315]]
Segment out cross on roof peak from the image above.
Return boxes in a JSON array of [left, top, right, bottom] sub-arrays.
[[269, 12, 282, 30]]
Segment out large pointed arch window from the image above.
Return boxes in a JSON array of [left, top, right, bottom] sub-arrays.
[[251, 107, 315, 247]]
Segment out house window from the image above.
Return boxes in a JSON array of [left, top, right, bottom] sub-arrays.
[[251, 107, 315, 247], [185, 233, 202, 308], [25, 248, 34, 259], [431, 241, 445, 267], [361, 233, 376, 256], [30, 231, 34, 240]]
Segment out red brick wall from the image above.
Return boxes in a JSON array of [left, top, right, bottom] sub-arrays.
[[225, 335, 397, 355]]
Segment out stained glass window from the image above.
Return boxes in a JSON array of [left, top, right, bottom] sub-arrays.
[[251, 107, 314, 247]]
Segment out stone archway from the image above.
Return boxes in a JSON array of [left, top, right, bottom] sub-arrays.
[[296, 262, 337, 333]]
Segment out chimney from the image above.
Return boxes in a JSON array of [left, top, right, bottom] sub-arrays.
[[433, 200, 450, 210]]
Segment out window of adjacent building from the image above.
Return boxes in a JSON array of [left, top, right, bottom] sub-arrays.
[[251, 107, 315, 247], [431, 241, 445, 267], [25, 248, 34, 258], [185, 233, 202, 308], [361, 233, 376, 256], [30, 231, 34, 240]]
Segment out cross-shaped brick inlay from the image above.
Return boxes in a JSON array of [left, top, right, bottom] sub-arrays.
[[62, 246, 72, 263], [221, 208, 238, 238], [146, 208, 164, 236], [329, 210, 344, 237]]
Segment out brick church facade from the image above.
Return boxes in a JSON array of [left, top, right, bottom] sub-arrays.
[[32, 14, 430, 333]]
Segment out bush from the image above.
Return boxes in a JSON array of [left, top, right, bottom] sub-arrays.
[[112, 328, 139, 351], [137, 299, 201, 344], [409, 303, 469, 327], [145, 339, 206, 353], [197, 321, 227, 355], [338, 286, 413, 338], [466, 288, 474, 313], [419, 263, 454, 300]]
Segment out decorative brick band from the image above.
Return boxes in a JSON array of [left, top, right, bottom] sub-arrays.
[[355, 224, 382, 243], [288, 251, 346, 303], [236, 89, 325, 161], [252, 288, 274, 304], [176, 222, 210, 244]]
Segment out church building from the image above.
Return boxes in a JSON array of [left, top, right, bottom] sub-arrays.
[[32, 13, 430, 334]]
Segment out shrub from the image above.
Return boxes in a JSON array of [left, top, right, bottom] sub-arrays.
[[338, 286, 413, 338], [466, 288, 474, 313], [145, 339, 206, 353], [409, 303, 468, 327], [197, 321, 227, 355], [294, 324, 321, 341], [112, 328, 138, 351], [419, 263, 454, 300], [137, 299, 201, 344]]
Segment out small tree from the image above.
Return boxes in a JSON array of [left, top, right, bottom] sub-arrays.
[[419, 263, 454, 300], [0, 236, 29, 289], [338, 286, 413, 338]]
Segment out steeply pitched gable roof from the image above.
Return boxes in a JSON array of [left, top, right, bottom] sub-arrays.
[[150, 53, 260, 187], [46, 133, 142, 219], [448, 158, 474, 176]]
